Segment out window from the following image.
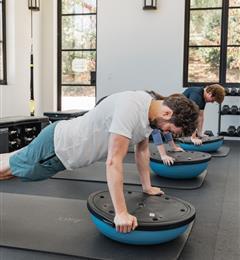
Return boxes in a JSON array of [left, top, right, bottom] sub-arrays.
[[183, 0, 240, 87], [57, 0, 97, 110], [0, 0, 6, 84]]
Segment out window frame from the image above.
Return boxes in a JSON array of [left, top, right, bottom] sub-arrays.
[[57, 0, 97, 110], [183, 0, 240, 88], [0, 0, 7, 85]]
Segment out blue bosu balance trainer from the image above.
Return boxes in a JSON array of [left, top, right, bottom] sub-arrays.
[[177, 136, 224, 152], [150, 149, 211, 179], [87, 190, 196, 245]]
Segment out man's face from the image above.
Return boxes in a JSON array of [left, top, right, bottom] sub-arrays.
[[150, 118, 182, 135], [205, 92, 215, 103]]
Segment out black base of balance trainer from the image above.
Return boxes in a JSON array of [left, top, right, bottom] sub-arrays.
[[0, 193, 194, 260], [87, 190, 195, 245], [52, 161, 208, 190], [177, 136, 224, 152], [208, 145, 230, 157]]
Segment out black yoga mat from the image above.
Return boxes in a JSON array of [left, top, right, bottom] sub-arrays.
[[208, 145, 230, 157], [0, 193, 194, 260], [52, 162, 208, 190]]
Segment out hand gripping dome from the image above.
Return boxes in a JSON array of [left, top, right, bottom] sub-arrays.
[[150, 149, 211, 179], [177, 136, 224, 152], [87, 190, 196, 245]]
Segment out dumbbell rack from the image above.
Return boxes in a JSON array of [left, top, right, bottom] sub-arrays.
[[0, 116, 49, 153], [218, 88, 240, 137]]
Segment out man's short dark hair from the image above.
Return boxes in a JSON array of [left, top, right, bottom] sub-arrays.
[[163, 94, 199, 136]]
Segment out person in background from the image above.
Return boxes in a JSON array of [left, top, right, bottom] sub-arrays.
[[151, 84, 225, 163], [151, 129, 184, 165], [183, 84, 225, 145]]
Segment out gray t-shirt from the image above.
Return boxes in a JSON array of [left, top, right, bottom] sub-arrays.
[[54, 90, 153, 170]]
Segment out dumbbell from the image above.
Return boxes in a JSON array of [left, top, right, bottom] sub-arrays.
[[204, 130, 214, 136], [221, 105, 230, 114], [224, 87, 230, 95], [9, 138, 22, 151], [237, 126, 240, 137], [227, 125, 236, 136], [230, 87, 238, 96], [24, 126, 37, 137], [230, 105, 238, 114], [24, 136, 35, 145], [237, 88, 240, 96]]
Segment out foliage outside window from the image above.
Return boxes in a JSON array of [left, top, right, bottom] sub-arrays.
[[58, 0, 97, 110], [0, 0, 6, 84], [184, 0, 240, 87]]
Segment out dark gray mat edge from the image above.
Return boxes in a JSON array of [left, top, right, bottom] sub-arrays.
[[52, 162, 208, 190], [0, 193, 194, 260], [210, 145, 230, 157]]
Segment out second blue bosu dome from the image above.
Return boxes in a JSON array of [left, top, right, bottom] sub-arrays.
[[87, 190, 196, 245], [149, 147, 211, 179], [177, 136, 224, 152]]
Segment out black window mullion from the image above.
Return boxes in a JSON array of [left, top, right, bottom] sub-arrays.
[[189, 45, 221, 48], [62, 49, 96, 52], [219, 0, 229, 85], [57, 0, 62, 110], [62, 12, 96, 16], [190, 7, 222, 11], [183, 0, 191, 87], [0, 0, 7, 85]]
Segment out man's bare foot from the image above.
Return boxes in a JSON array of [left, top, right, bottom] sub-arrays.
[[0, 168, 15, 180], [0, 152, 16, 180], [0, 152, 11, 169]]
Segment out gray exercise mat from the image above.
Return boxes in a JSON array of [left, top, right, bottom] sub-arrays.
[[52, 162, 208, 190], [0, 193, 194, 260], [209, 145, 230, 157]]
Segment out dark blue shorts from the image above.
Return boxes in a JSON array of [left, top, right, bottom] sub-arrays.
[[9, 122, 65, 181]]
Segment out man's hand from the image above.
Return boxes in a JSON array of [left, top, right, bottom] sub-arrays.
[[191, 137, 203, 145], [173, 146, 184, 152], [143, 186, 164, 196], [114, 212, 138, 233], [161, 154, 175, 165], [198, 133, 208, 138]]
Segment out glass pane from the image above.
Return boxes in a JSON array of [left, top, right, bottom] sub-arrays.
[[228, 9, 240, 45], [190, 0, 222, 8], [0, 43, 3, 80], [190, 10, 221, 46], [188, 47, 220, 82], [62, 86, 95, 110], [62, 0, 96, 14], [226, 47, 240, 82], [62, 15, 96, 49], [229, 0, 240, 7], [62, 51, 96, 85]]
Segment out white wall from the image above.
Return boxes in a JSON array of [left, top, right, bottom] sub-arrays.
[[97, 0, 185, 97], [1, 0, 239, 135], [0, 0, 42, 117], [96, 0, 223, 134]]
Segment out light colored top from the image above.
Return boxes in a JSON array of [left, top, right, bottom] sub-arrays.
[[54, 90, 153, 170]]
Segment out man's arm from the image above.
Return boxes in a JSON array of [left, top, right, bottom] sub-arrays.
[[135, 138, 164, 195], [106, 133, 138, 233], [164, 132, 184, 152], [191, 110, 204, 145], [152, 130, 175, 165], [197, 110, 204, 136]]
